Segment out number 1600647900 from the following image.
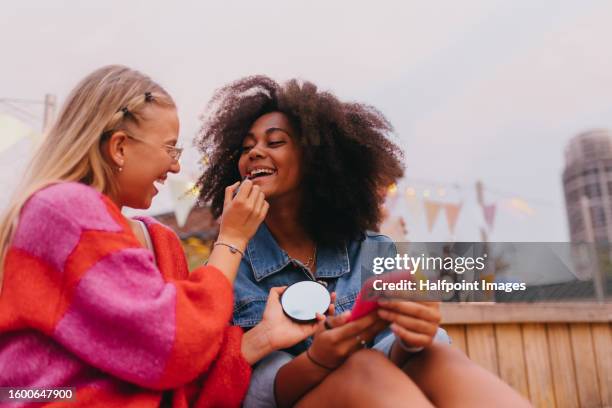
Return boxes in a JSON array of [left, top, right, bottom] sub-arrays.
[[0, 387, 76, 402]]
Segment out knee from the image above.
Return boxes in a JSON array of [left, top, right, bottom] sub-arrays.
[[423, 343, 469, 363], [337, 349, 425, 402], [413, 343, 472, 372], [344, 349, 390, 370], [341, 349, 399, 383]]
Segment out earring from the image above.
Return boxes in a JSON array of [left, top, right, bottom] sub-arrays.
[[117, 161, 124, 172]]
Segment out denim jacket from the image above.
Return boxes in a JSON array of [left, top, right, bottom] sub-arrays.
[[234, 224, 394, 328], [233, 223, 412, 354]]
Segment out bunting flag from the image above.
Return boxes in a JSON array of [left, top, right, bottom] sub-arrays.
[[0, 114, 41, 212], [169, 179, 198, 228], [398, 179, 539, 238], [0, 113, 40, 154], [424, 200, 442, 232], [483, 203, 496, 230], [444, 202, 463, 235], [0, 137, 32, 211]]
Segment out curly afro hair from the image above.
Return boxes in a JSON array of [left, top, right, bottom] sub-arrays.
[[196, 75, 404, 247]]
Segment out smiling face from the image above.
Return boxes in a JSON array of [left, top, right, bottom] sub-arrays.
[[237, 112, 303, 200], [112, 104, 181, 209]]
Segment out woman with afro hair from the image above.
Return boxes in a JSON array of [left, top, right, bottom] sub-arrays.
[[196, 76, 529, 408]]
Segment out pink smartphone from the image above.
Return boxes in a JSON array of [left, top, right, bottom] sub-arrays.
[[347, 276, 380, 322], [347, 271, 413, 322]]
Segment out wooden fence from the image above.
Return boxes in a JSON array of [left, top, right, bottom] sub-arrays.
[[441, 303, 612, 408]]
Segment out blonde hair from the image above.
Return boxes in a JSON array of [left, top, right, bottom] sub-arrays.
[[0, 65, 175, 290]]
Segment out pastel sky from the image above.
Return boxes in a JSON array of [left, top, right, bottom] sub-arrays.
[[2, 0, 612, 241]]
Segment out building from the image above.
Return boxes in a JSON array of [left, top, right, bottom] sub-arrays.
[[563, 129, 612, 243]]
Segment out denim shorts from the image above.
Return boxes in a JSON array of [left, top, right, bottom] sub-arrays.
[[243, 328, 450, 408]]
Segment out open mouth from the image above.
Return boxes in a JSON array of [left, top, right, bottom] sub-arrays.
[[247, 167, 277, 179], [153, 176, 167, 192]]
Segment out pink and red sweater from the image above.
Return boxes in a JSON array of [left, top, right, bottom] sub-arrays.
[[0, 182, 251, 407]]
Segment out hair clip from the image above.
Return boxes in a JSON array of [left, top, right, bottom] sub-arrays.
[[144, 92, 154, 102]]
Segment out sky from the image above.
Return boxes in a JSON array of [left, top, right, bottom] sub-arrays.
[[2, 0, 612, 242]]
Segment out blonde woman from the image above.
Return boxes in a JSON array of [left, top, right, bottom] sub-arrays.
[[0, 66, 322, 407]]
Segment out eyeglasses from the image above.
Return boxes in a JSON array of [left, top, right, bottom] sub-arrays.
[[125, 133, 183, 162]]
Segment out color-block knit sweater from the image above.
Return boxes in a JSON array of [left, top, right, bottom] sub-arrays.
[[0, 182, 251, 407]]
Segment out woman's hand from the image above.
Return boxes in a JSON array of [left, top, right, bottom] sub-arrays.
[[218, 179, 268, 249], [377, 300, 441, 348], [207, 179, 268, 284], [241, 287, 335, 365], [260, 287, 336, 351], [306, 311, 388, 370]]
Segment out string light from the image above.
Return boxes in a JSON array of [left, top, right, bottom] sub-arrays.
[[509, 197, 535, 216], [402, 177, 555, 208], [388, 183, 398, 196], [184, 182, 200, 197]]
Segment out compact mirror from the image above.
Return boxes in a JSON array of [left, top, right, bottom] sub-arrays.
[[280, 281, 331, 322]]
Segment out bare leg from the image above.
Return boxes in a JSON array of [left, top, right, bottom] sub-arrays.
[[402, 344, 532, 408], [296, 349, 433, 408]]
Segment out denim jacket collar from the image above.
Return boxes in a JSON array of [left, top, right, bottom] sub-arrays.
[[246, 223, 350, 282]]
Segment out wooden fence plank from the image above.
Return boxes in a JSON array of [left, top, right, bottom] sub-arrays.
[[522, 323, 556, 407], [441, 303, 612, 324], [569, 323, 602, 408], [591, 323, 611, 407], [466, 324, 498, 375], [547, 324, 579, 408], [495, 324, 530, 400], [444, 325, 467, 354]]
